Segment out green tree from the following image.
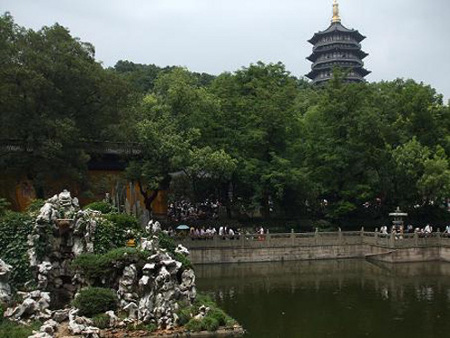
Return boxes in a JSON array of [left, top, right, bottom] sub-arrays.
[[210, 62, 303, 217], [0, 13, 130, 196]]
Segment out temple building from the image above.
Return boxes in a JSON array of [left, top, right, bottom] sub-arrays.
[[306, 0, 370, 84]]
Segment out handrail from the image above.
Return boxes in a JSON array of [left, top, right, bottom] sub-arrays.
[[178, 231, 450, 250]]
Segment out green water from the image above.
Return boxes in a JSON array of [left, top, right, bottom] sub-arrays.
[[195, 260, 450, 338]]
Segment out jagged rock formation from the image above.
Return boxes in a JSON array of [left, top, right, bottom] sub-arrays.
[[76, 219, 197, 330], [4, 191, 197, 336], [3, 191, 203, 337], [27, 190, 99, 307], [4, 290, 51, 322]]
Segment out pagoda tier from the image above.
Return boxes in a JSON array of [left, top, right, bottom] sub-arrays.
[[306, 1, 370, 84]]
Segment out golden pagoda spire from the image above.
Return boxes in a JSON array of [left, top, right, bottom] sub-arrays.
[[332, 0, 341, 23]]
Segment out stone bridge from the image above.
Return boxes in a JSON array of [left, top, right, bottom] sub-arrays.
[[178, 230, 450, 264]]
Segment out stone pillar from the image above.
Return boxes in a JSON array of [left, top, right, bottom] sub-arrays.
[[390, 231, 396, 249]]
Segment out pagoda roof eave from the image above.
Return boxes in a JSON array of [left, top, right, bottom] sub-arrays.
[[307, 66, 371, 80], [307, 50, 369, 63], [308, 22, 366, 45]]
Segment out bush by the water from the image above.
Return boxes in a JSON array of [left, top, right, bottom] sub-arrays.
[[0, 211, 34, 288], [178, 294, 236, 332], [72, 287, 117, 317]]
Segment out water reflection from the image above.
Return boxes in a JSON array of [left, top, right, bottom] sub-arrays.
[[196, 260, 450, 338]]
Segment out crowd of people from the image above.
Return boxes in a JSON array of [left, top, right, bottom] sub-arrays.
[[379, 224, 450, 237], [186, 226, 266, 240], [167, 199, 221, 222]]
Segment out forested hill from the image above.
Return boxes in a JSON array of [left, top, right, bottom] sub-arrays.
[[1, 12, 450, 226], [112, 60, 216, 93]]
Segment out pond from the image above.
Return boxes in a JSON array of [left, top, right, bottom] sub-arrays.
[[195, 259, 450, 338]]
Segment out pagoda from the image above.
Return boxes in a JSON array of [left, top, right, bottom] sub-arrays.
[[306, 0, 370, 84]]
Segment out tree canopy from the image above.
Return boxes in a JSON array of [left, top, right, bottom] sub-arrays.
[[2, 13, 450, 225]]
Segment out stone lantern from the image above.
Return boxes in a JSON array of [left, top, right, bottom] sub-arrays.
[[389, 206, 408, 231]]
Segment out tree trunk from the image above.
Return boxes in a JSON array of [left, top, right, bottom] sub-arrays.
[[261, 190, 271, 219], [138, 180, 159, 215], [137, 175, 172, 215]]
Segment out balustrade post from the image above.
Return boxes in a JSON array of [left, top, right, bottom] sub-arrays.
[[291, 228, 295, 246], [338, 227, 343, 245], [390, 231, 395, 249], [414, 231, 419, 246], [213, 234, 219, 248]]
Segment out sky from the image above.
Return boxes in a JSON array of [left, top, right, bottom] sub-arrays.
[[1, 0, 449, 101]]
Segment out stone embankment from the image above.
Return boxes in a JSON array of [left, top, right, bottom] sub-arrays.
[[179, 230, 450, 264]]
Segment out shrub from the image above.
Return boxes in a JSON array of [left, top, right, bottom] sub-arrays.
[[185, 318, 203, 332], [84, 201, 115, 214], [72, 287, 117, 317], [185, 316, 219, 332], [94, 214, 143, 254], [158, 232, 176, 253], [176, 305, 194, 325], [126, 322, 156, 331], [0, 320, 41, 338], [146, 323, 157, 332], [25, 199, 46, 214], [92, 313, 110, 329], [105, 213, 140, 230], [159, 233, 193, 269], [193, 294, 216, 308], [0, 198, 10, 217], [71, 248, 148, 285], [202, 316, 219, 332], [0, 211, 34, 288], [207, 308, 228, 327], [187, 293, 237, 330]]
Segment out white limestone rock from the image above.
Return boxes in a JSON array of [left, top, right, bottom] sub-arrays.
[[0, 259, 12, 303], [175, 244, 190, 257]]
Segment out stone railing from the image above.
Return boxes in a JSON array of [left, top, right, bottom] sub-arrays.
[[179, 230, 450, 250]]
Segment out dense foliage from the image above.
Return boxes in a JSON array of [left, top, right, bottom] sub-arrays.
[[0, 12, 131, 197], [93, 213, 143, 254], [0, 320, 41, 338], [2, 13, 450, 226], [71, 247, 148, 285], [83, 201, 116, 214], [0, 212, 33, 288], [72, 287, 117, 317]]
